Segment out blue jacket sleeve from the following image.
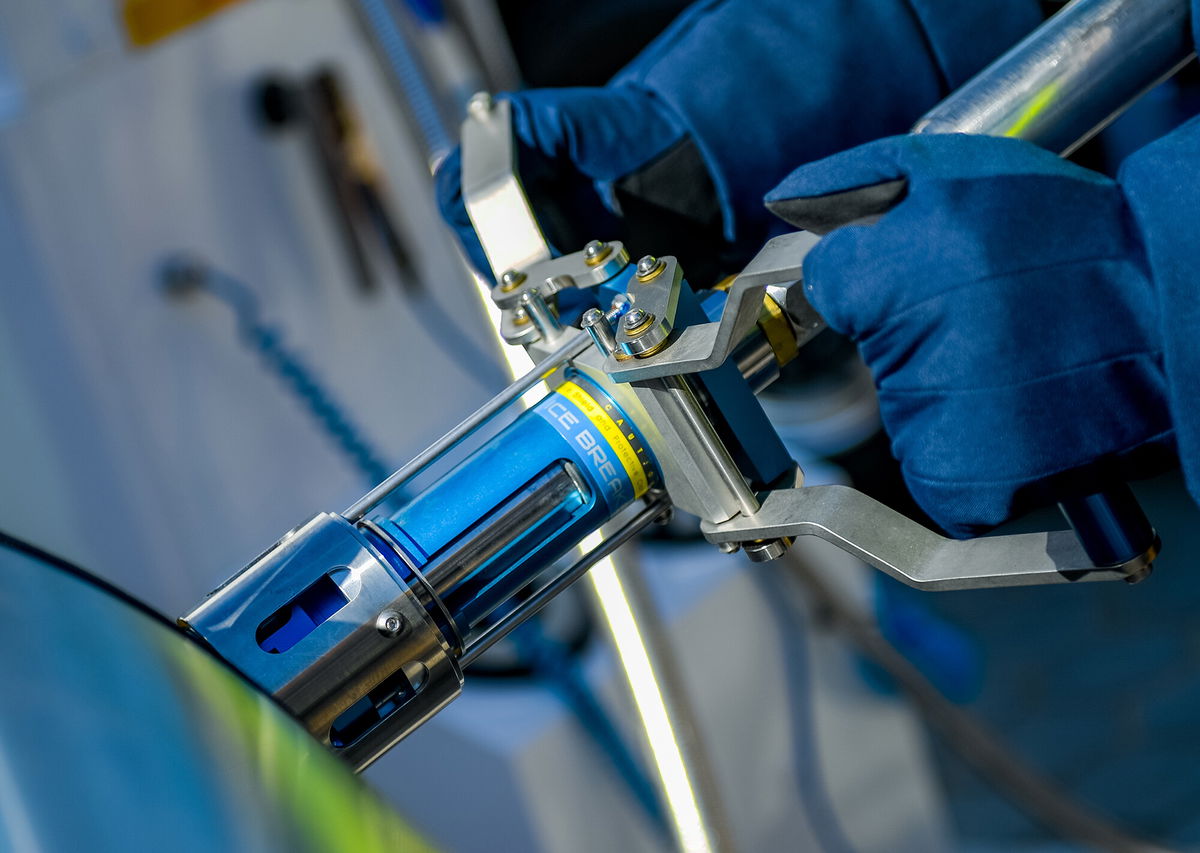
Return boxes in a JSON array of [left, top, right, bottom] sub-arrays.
[[612, 0, 1043, 249], [1121, 115, 1200, 506]]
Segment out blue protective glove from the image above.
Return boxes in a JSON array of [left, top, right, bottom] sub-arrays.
[[1121, 114, 1200, 517], [435, 86, 694, 278], [764, 134, 1176, 537], [437, 0, 1043, 280]]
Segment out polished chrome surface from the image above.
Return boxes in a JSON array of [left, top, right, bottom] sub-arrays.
[[913, 0, 1194, 154], [703, 485, 1154, 589], [517, 288, 560, 340], [581, 307, 619, 356], [732, 329, 780, 395], [182, 513, 462, 771], [0, 544, 430, 852], [661, 375, 760, 518]]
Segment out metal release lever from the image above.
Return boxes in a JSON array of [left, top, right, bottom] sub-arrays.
[[701, 485, 1156, 590]]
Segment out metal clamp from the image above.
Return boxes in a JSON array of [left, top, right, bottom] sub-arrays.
[[604, 231, 825, 382], [490, 240, 631, 310]]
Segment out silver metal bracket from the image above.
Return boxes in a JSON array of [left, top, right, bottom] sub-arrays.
[[701, 486, 1155, 590], [461, 95, 551, 277], [604, 231, 825, 382], [614, 256, 683, 357], [489, 240, 631, 310]]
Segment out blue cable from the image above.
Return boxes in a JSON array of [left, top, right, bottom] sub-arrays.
[[357, 0, 454, 160], [160, 258, 394, 489]]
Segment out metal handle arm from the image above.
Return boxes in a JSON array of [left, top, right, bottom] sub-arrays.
[[701, 485, 1156, 591], [603, 231, 825, 382]]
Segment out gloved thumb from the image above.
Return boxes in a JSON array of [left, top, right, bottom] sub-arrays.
[[764, 136, 915, 234]]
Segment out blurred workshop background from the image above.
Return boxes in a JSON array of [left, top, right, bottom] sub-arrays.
[[2, 2, 1200, 852]]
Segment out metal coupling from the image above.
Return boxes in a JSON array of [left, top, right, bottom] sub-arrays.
[[619, 306, 672, 357], [180, 513, 463, 772], [743, 538, 791, 562]]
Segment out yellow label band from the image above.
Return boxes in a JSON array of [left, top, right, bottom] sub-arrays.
[[556, 381, 650, 499]]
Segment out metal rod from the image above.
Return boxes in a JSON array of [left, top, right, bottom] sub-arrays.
[[913, 0, 1194, 155], [344, 331, 590, 520], [581, 308, 619, 356], [662, 375, 760, 518], [423, 465, 585, 602], [458, 498, 667, 665], [586, 549, 737, 853]]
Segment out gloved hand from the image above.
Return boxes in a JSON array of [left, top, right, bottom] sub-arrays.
[[437, 0, 1043, 282], [435, 85, 700, 280], [765, 134, 1175, 537]]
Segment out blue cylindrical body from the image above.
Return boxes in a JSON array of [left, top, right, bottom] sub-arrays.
[[367, 373, 656, 645]]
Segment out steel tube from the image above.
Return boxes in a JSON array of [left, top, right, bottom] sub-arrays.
[[422, 466, 585, 601], [458, 498, 668, 664], [913, 0, 1194, 154], [662, 375, 761, 518]]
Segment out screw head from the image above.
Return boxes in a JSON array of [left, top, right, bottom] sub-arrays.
[[635, 255, 665, 280], [623, 308, 649, 330], [499, 269, 526, 292], [468, 91, 493, 118], [582, 239, 613, 267], [376, 609, 406, 638], [718, 541, 741, 555]]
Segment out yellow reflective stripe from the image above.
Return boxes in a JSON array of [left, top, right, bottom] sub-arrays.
[[556, 381, 649, 499], [1003, 80, 1061, 139]]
